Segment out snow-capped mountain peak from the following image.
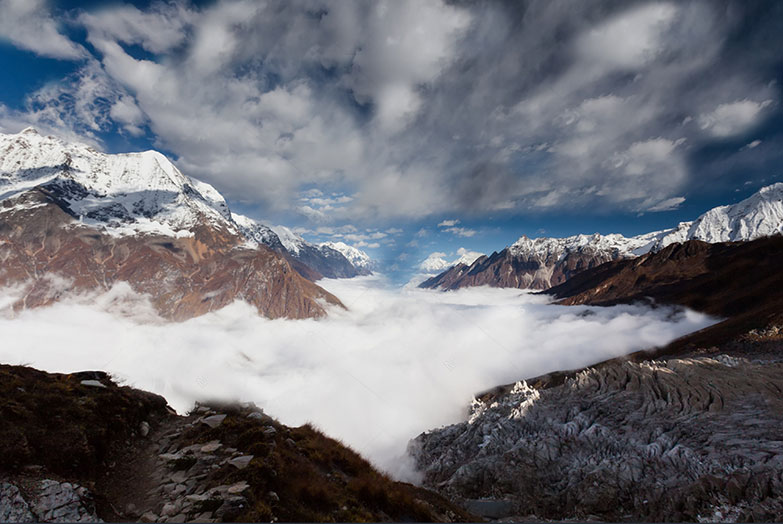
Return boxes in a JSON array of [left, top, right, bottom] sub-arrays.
[[231, 212, 284, 250], [270, 225, 308, 255], [0, 128, 233, 237], [650, 183, 783, 250], [319, 241, 373, 271], [507, 232, 654, 260]]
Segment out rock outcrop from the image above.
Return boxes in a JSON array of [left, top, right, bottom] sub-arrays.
[[1, 480, 102, 522], [411, 354, 783, 522]]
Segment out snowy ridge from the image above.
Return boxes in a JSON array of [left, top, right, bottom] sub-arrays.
[[651, 182, 783, 249], [319, 241, 373, 271], [269, 225, 308, 255], [506, 183, 783, 261], [508, 231, 661, 261], [0, 128, 233, 237], [0, 128, 375, 278], [232, 212, 283, 250]]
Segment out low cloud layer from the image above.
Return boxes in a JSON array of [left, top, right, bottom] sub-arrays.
[[0, 276, 714, 479]]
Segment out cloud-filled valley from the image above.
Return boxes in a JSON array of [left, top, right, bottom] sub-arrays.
[[0, 276, 714, 480]]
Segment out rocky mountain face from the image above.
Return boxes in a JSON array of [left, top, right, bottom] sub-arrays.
[[319, 241, 375, 274], [421, 183, 783, 291], [411, 353, 783, 522], [0, 129, 347, 320], [233, 215, 372, 280], [420, 233, 655, 290], [270, 225, 371, 279], [0, 364, 474, 523]]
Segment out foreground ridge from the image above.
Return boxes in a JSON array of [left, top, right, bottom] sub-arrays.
[[0, 364, 474, 523]]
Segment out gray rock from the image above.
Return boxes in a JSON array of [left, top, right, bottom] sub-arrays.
[[26, 479, 102, 522], [169, 471, 188, 484], [140, 421, 150, 437], [227, 455, 254, 470], [199, 441, 222, 453], [140, 512, 158, 523], [268, 491, 279, 502], [412, 356, 783, 522], [0, 483, 35, 522], [262, 426, 277, 437], [226, 482, 249, 495], [201, 415, 226, 428], [79, 379, 106, 388], [168, 514, 187, 523], [464, 499, 515, 519], [214, 496, 246, 520], [161, 503, 178, 517]]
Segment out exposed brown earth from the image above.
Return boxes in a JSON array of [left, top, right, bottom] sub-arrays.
[[0, 364, 476, 523], [0, 190, 343, 320]]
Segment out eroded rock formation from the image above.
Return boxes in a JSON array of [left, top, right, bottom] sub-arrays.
[[411, 354, 783, 521]]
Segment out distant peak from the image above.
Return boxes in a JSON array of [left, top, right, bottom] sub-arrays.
[[759, 182, 783, 194], [20, 126, 40, 135]]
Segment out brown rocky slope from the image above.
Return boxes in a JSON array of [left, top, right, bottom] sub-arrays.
[[548, 236, 783, 355], [0, 190, 342, 321], [0, 364, 475, 523]]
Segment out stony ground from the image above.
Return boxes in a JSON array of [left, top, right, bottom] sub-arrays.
[[411, 340, 783, 522]]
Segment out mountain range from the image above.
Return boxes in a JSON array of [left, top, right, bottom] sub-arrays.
[[0, 128, 371, 319], [420, 183, 783, 290]]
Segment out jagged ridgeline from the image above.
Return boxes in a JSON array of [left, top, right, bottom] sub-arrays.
[[0, 129, 372, 320], [421, 183, 783, 291]]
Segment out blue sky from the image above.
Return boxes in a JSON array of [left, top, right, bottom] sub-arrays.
[[1, 0, 782, 281]]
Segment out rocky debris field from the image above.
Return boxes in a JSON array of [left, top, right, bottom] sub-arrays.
[[411, 349, 783, 522], [0, 480, 101, 522], [0, 364, 474, 523]]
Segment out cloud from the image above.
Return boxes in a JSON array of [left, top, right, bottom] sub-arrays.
[[0, 0, 84, 59], [419, 252, 450, 273], [647, 196, 686, 212], [3, 1, 782, 222], [454, 247, 483, 265], [698, 99, 773, 137], [0, 277, 715, 479], [444, 226, 476, 238], [437, 219, 460, 228], [419, 247, 484, 274], [577, 2, 678, 70], [78, 2, 193, 55]]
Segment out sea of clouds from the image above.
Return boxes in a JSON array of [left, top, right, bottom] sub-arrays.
[[0, 275, 715, 480]]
